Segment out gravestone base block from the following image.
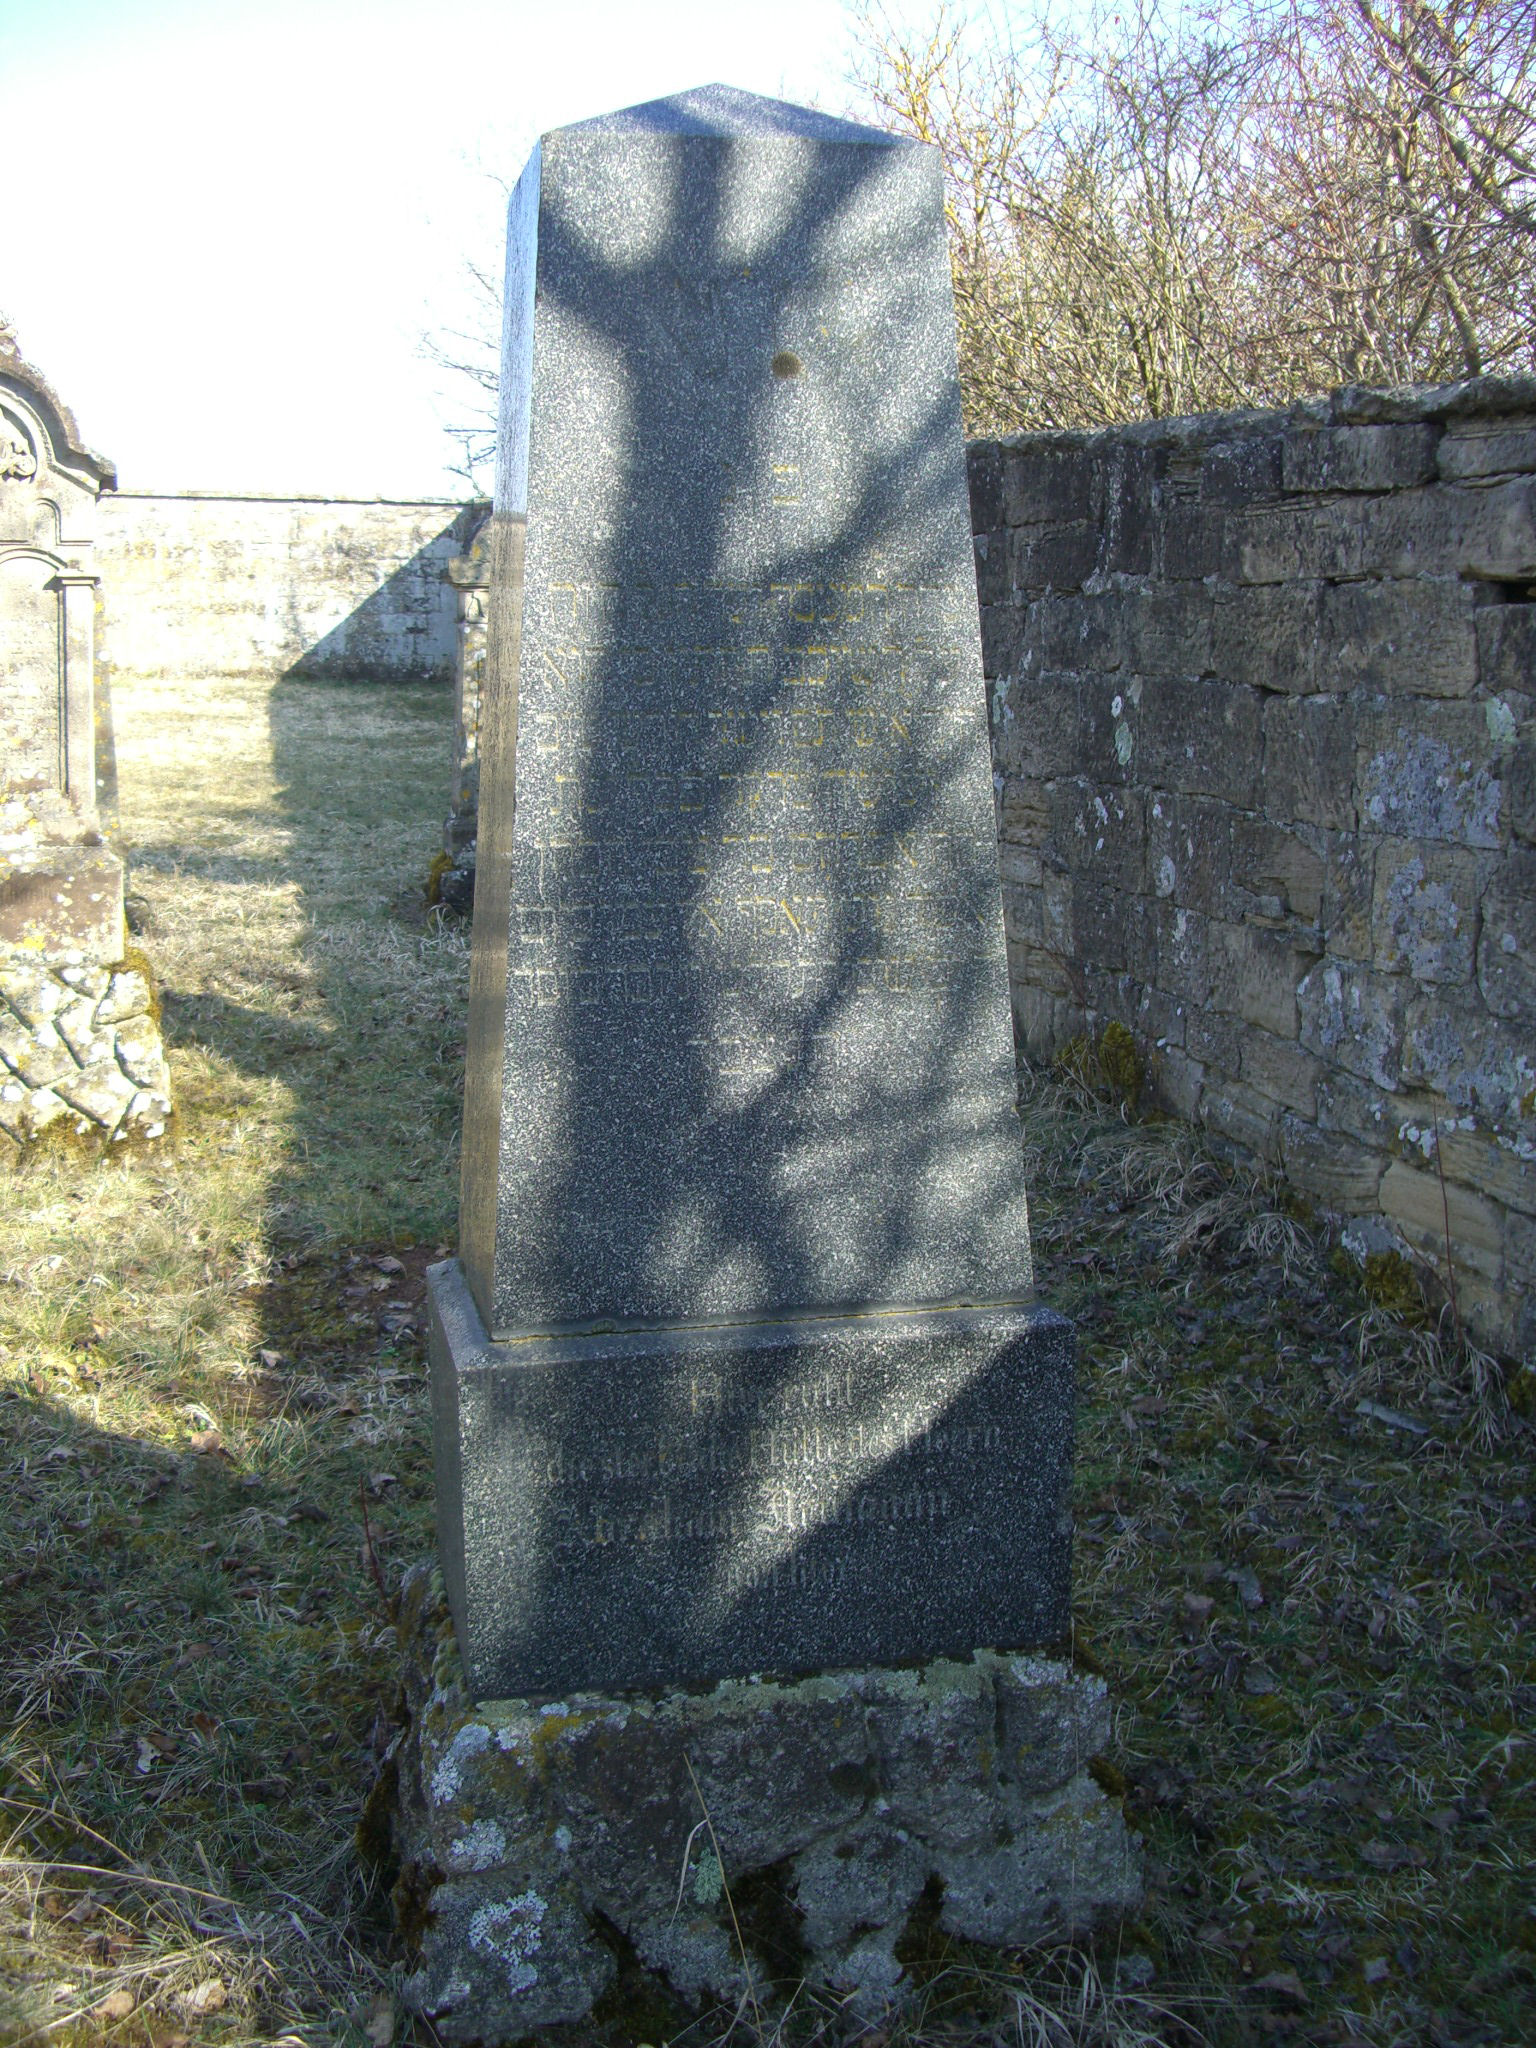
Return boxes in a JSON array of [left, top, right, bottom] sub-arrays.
[[390, 1566, 1141, 2043], [427, 1259, 1076, 1698]]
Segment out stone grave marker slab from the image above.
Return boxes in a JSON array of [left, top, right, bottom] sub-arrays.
[[428, 84, 1073, 1699]]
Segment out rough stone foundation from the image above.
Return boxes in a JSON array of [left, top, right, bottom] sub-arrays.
[[390, 1567, 1140, 2043], [0, 783, 171, 1158]]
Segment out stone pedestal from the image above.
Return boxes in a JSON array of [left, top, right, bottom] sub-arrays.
[[392, 1569, 1140, 2042], [428, 1259, 1072, 1699]]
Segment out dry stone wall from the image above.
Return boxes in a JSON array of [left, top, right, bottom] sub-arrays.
[[970, 377, 1536, 1364], [95, 494, 471, 683]]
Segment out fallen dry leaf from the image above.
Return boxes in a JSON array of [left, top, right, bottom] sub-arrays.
[[183, 1976, 227, 2015], [95, 1988, 135, 2020], [365, 1991, 395, 2046]]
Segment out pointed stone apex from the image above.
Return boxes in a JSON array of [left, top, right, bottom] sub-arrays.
[[554, 83, 906, 145]]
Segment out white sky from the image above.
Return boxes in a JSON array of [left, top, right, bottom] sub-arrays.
[[2, 0, 897, 499]]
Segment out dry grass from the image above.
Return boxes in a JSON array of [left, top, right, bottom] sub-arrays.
[[2, 671, 1532, 2047]]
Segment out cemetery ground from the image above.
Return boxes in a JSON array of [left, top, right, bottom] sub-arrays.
[[0, 674, 1531, 2048]]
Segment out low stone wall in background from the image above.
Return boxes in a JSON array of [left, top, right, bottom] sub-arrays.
[[970, 375, 1535, 1364], [96, 493, 473, 683]]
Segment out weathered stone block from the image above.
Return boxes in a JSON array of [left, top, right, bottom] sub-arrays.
[[1372, 841, 1480, 985], [1243, 1032, 1322, 1118], [1425, 476, 1536, 580], [979, 599, 1025, 681], [1100, 443, 1160, 575], [1185, 1006, 1244, 1074], [1148, 795, 1233, 916], [1436, 1123, 1536, 1219], [1438, 422, 1536, 481], [392, 1570, 1140, 2042], [1068, 883, 1157, 979], [1401, 995, 1536, 1128], [1282, 425, 1437, 494], [994, 672, 1083, 782], [1021, 591, 1122, 675], [1477, 848, 1536, 1018], [998, 781, 1051, 848], [1158, 499, 1224, 581], [1229, 817, 1325, 928], [1510, 725, 1536, 845], [1075, 678, 1145, 790], [1357, 699, 1506, 847], [1279, 1115, 1385, 1209], [0, 846, 123, 962], [1475, 601, 1535, 694], [1055, 782, 1146, 892], [1212, 581, 1320, 693], [966, 441, 1005, 531], [1151, 1045, 1204, 1120], [1315, 1068, 1398, 1150], [1298, 960, 1405, 1090], [1227, 502, 1363, 585], [1137, 677, 1262, 805], [1320, 832, 1375, 959], [1007, 939, 1081, 1003], [1380, 1159, 1503, 1279], [1010, 980, 1084, 1057], [1202, 1078, 1281, 1161], [1007, 520, 1099, 592], [1208, 921, 1302, 1038], [973, 527, 1009, 607], [1263, 694, 1357, 831], [1320, 577, 1478, 698], [1003, 443, 1096, 528], [1153, 902, 1215, 1008], [1202, 433, 1284, 506], [1119, 583, 1212, 677]]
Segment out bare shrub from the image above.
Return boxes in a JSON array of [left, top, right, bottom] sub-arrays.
[[853, 0, 1536, 434]]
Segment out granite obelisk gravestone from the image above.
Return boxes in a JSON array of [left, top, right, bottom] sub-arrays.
[[426, 83, 1074, 1700]]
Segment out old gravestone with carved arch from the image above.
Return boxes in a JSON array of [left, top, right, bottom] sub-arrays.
[[0, 327, 172, 1155]]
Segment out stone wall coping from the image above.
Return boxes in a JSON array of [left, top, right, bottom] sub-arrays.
[[974, 373, 1536, 461]]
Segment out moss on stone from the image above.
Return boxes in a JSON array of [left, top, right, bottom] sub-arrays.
[[1360, 1249, 1430, 1325], [1053, 1023, 1144, 1112], [425, 848, 453, 907], [1097, 1020, 1143, 1110]]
